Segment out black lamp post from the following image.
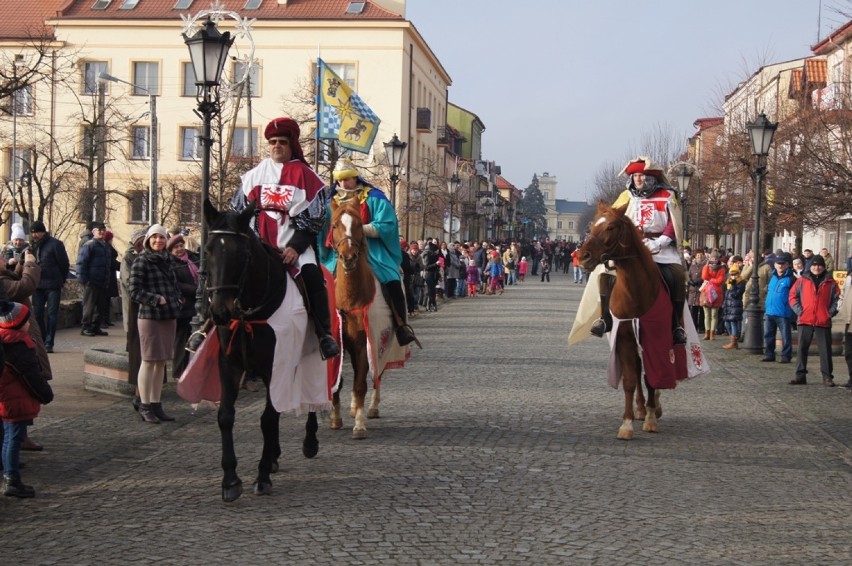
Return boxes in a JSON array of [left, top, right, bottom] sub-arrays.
[[447, 173, 460, 242], [675, 167, 693, 243], [183, 18, 234, 330], [742, 112, 778, 353], [383, 134, 406, 205]]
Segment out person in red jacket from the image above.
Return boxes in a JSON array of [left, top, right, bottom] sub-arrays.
[[788, 254, 840, 386], [0, 301, 53, 498]]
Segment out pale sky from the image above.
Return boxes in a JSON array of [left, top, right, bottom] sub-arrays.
[[406, 0, 837, 201]]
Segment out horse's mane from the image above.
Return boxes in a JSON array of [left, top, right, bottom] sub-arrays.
[[208, 206, 282, 264], [595, 203, 654, 265]]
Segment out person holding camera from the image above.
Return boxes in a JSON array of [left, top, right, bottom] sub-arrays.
[[3, 224, 29, 270]]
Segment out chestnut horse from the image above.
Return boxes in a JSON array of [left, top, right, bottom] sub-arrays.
[[577, 202, 665, 440], [202, 199, 320, 501], [327, 198, 383, 439]]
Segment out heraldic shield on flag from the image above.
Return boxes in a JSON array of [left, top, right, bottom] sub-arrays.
[[317, 58, 381, 154]]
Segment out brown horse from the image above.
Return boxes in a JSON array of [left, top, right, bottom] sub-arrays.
[[577, 202, 665, 440], [326, 198, 381, 439]]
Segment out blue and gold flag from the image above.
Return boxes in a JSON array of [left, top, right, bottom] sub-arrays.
[[317, 58, 381, 154]]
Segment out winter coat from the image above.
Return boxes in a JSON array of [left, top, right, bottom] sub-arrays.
[[31, 233, 69, 290], [839, 275, 852, 330], [76, 238, 113, 288], [789, 272, 840, 328], [700, 264, 726, 308], [0, 332, 53, 423], [723, 280, 746, 322], [0, 259, 52, 381], [765, 268, 795, 318], [687, 257, 707, 307], [129, 250, 182, 320], [172, 252, 200, 320]]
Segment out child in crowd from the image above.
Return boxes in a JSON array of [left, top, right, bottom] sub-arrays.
[[466, 261, 480, 297], [0, 301, 53, 498], [518, 257, 528, 282], [722, 265, 746, 349], [486, 254, 503, 295]]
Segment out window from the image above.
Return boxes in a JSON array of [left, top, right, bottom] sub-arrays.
[[180, 127, 201, 160], [129, 190, 148, 222], [9, 84, 33, 115], [92, 0, 112, 9], [232, 61, 260, 97], [8, 148, 32, 180], [180, 191, 201, 224], [244, 0, 262, 8], [568, 221, 574, 230], [346, 2, 366, 14], [231, 127, 258, 159], [83, 61, 108, 95], [174, 0, 194, 9], [131, 126, 150, 159], [132, 62, 159, 95], [182, 62, 197, 97], [557, 220, 563, 230], [119, 0, 140, 8]]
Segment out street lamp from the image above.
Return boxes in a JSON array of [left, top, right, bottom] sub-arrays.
[[447, 173, 460, 242], [675, 166, 693, 243], [98, 71, 158, 225], [383, 133, 406, 205], [742, 112, 778, 353], [183, 17, 234, 330]]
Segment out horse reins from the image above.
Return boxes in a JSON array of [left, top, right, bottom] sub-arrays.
[[584, 220, 639, 267]]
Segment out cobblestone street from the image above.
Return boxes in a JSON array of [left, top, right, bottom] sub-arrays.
[[2, 271, 852, 565]]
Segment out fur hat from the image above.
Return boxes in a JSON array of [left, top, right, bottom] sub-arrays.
[[144, 224, 168, 249], [0, 301, 29, 330], [167, 234, 185, 251], [333, 158, 360, 181], [10, 223, 26, 241]]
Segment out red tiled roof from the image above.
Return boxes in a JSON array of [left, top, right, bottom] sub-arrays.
[[0, 0, 63, 41], [788, 68, 803, 97], [495, 176, 515, 190], [692, 117, 723, 132], [812, 19, 852, 55], [55, 0, 402, 20], [803, 58, 827, 87]]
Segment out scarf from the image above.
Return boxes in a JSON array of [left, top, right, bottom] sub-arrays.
[[175, 252, 200, 284]]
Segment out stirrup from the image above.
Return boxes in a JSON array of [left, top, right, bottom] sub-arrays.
[[673, 327, 687, 345], [186, 330, 207, 353], [396, 324, 422, 349]]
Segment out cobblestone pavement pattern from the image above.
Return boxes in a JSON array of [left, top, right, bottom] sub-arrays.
[[2, 272, 852, 565]]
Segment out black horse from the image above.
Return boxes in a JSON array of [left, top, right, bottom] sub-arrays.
[[203, 198, 319, 502]]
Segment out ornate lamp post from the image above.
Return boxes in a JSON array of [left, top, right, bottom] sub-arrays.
[[742, 112, 778, 353], [183, 17, 234, 329], [383, 133, 407, 205], [675, 166, 693, 244], [447, 173, 460, 242], [98, 71, 158, 225]]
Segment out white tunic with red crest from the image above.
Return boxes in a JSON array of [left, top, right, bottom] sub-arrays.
[[613, 187, 682, 265], [240, 157, 327, 271]]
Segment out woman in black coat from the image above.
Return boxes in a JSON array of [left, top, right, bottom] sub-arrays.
[[421, 243, 440, 312], [167, 234, 199, 380], [129, 225, 182, 424]]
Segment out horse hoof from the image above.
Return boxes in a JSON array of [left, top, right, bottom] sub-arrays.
[[352, 429, 367, 440], [270, 461, 279, 474], [367, 408, 379, 419], [642, 422, 659, 433], [253, 481, 272, 496], [222, 481, 243, 502], [330, 418, 343, 430], [617, 430, 634, 440], [303, 438, 319, 459]]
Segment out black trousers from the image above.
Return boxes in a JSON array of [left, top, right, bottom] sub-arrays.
[[795, 325, 833, 380], [82, 284, 109, 331]]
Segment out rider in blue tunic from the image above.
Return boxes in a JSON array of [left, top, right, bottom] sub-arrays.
[[319, 159, 418, 347]]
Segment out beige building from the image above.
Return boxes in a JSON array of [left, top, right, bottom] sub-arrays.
[[538, 172, 589, 242], [0, 0, 453, 254]]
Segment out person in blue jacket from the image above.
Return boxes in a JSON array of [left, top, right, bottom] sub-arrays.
[[75, 222, 112, 337], [762, 252, 796, 363], [319, 159, 418, 347]]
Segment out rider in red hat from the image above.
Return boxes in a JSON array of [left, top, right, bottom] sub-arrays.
[[590, 157, 687, 345]]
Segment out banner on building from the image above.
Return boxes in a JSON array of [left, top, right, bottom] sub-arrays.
[[317, 58, 381, 154]]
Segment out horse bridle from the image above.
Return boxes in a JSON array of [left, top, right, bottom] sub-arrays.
[[329, 209, 363, 271], [584, 219, 637, 267], [206, 229, 251, 295]]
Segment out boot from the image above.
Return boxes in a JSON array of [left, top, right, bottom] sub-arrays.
[[384, 281, 422, 349], [723, 336, 738, 349], [709, 330, 715, 341], [151, 402, 175, 422], [3, 475, 35, 498], [139, 404, 160, 424], [703, 330, 711, 341], [296, 266, 340, 360], [672, 300, 687, 345], [590, 293, 612, 338]]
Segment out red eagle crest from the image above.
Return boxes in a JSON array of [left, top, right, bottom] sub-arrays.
[[690, 344, 704, 370], [260, 184, 294, 212]]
